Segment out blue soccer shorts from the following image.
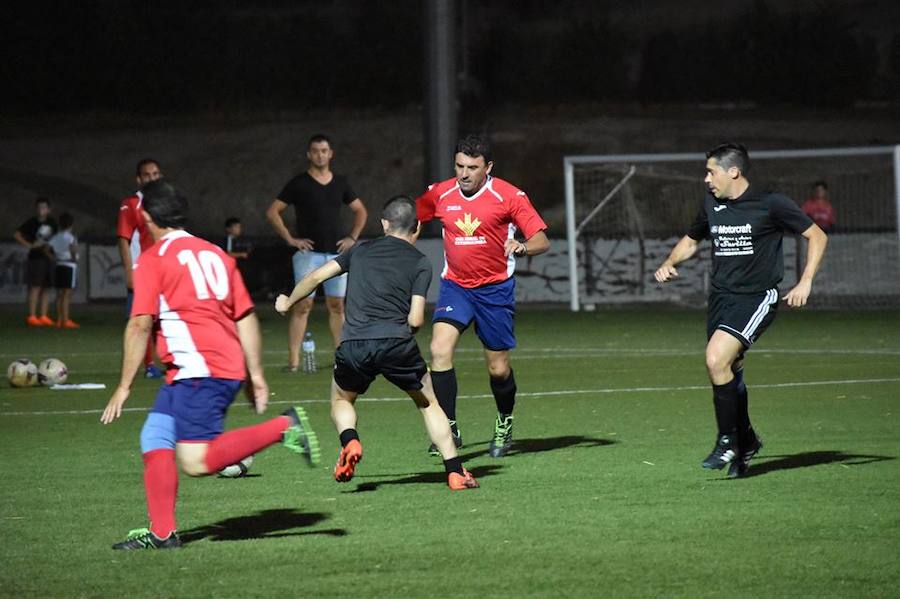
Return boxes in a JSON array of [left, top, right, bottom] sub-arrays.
[[433, 278, 516, 351], [292, 250, 347, 298], [145, 378, 242, 444]]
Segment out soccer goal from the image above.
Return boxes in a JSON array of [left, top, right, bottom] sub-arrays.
[[564, 145, 900, 310]]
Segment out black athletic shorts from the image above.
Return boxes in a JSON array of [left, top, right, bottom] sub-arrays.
[[707, 288, 779, 349], [333, 337, 427, 394], [26, 255, 54, 287], [54, 263, 77, 289]]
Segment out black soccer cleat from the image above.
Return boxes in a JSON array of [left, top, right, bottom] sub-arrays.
[[727, 430, 764, 479], [701, 434, 739, 470], [428, 421, 462, 456], [488, 414, 514, 458], [112, 527, 182, 550]]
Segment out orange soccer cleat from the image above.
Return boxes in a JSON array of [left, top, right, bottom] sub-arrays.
[[333, 439, 363, 482], [38, 315, 55, 327], [448, 468, 479, 490], [61, 319, 81, 329], [26, 315, 43, 327]]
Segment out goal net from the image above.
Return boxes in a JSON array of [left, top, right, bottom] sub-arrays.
[[564, 146, 900, 310]]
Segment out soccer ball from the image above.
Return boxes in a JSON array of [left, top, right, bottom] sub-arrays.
[[7, 359, 39, 387], [37, 358, 68, 386], [218, 455, 253, 478]]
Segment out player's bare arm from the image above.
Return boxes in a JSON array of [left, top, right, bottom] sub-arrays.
[[337, 198, 368, 253], [116, 237, 135, 289], [275, 260, 343, 314], [266, 198, 313, 251], [408, 295, 426, 333], [236, 311, 269, 414], [503, 230, 550, 257], [13, 230, 33, 250], [101, 314, 153, 424], [655, 235, 701, 282], [783, 223, 828, 308]]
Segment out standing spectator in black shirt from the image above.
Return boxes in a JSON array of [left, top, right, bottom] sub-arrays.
[[655, 143, 828, 478], [266, 134, 368, 371], [14, 197, 57, 327], [275, 196, 478, 491]]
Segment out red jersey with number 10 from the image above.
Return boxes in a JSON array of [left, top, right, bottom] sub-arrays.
[[131, 230, 254, 384], [417, 176, 547, 288]]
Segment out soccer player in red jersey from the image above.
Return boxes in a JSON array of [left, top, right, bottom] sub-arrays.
[[101, 180, 319, 550], [416, 134, 549, 457], [117, 158, 165, 378]]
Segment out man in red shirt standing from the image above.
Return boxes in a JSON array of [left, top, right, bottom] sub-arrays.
[[101, 180, 319, 550], [117, 158, 165, 378], [801, 181, 836, 233], [416, 134, 549, 458]]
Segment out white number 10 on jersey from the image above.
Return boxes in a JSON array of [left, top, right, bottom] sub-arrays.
[[178, 249, 229, 300]]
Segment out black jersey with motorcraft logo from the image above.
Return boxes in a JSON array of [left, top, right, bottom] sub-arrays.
[[686, 186, 814, 294]]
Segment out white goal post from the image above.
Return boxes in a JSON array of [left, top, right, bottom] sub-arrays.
[[564, 145, 900, 311]]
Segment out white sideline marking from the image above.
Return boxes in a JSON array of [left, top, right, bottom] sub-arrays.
[[1, 377, 898, 417]]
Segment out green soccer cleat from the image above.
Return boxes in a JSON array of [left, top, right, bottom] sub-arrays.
[[112, 527, 182, 550], [282, 406, 321, 467], [488, 413, 514, 458], [428, 420, 462, 456]]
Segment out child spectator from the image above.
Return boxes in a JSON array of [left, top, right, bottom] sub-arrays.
[[48, 212, 80, 328]]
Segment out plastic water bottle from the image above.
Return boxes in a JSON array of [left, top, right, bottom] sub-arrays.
[[301, 332, 317, 374]]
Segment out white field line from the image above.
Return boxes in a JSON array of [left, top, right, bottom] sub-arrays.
[[2, 377, 898, 417], [2, 347, 900, 360]]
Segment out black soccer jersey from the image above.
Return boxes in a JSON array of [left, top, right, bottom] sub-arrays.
[[334, 236, 433, 342], [687, 186, 814, 294], [277, 173, 357, 251]]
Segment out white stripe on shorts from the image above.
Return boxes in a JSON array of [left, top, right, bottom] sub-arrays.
[[741, 288, 778, 341]]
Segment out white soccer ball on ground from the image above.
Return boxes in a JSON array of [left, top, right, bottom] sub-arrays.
[[7, 359, 39, 387], [218, 455, 254, 478], [37, 358, 68, 386]]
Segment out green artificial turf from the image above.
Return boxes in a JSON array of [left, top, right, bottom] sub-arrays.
[[1, 304, 898, 598]]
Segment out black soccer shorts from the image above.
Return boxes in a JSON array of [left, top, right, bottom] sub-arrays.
[[707, 288, 779, 348], [333, 337, 427, 394], [25, 255, 54, 287]]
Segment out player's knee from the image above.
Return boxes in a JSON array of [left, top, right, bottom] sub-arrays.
[[430, 341, 453, 367], [487, 360, 510, 379], [325, 297, 344, 315], [140, 413, 176, 453], [292, 299, 313, 316], [705, 350, 732, 377], [180, 460, 208, 477]]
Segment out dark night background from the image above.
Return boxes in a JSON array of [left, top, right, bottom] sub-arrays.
[[2, 0, 899, 241]]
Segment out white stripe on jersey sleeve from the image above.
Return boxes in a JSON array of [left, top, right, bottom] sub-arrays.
[[158, 295, 211, 380], [506, 223, 517, 278]]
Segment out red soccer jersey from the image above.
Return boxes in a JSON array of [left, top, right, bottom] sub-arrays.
[[131, 231, 254, 384], [117, 193, 154, 262], [417, 176, 547, 288]]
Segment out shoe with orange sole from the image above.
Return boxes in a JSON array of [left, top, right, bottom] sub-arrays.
[[333, 439, 362, 482], [26, 316, 42, 327], [61, 319, 80, 329], [448, 468, 479, 490], [38, 316, 55, 326]]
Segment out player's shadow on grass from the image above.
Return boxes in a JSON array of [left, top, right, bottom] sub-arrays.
[[458, 435, 617, 461], [745, 450, 895, 478], [349, 464, 505, 493], [180, 508, 347, 543]]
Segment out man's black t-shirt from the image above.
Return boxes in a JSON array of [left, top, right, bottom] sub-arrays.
[[278, 173, 356, 251], [334, 236, 433, 342], [687, 186, 813, 294], [17, 216, 58, 259]]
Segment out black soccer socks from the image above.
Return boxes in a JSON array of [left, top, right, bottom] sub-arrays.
[[712, 378, 740, 436], [431, 368, 458, 421], [339, 428, 360, 448], [490, 369, 517, 416]]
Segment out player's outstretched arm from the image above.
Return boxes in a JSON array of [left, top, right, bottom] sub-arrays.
[[275, 260, 344, 315], [783, 223, 828, 308], [236, 311, 269, 414], [101, 314, 153, 424], [655, 235, 700, 283]]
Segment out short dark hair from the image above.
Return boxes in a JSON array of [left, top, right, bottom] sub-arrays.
[[136, 158, 161, 176], [225, 217, 241, 228], [813, 180, 828, 190], [141, 180, 188, 229], [382, 195, 418, 234], [455, 134, 492, 164], [706, 142, 750, 176], [58, 212, 74, 230], [36, 196, 51, 206], [308, 133, 331, 148]]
